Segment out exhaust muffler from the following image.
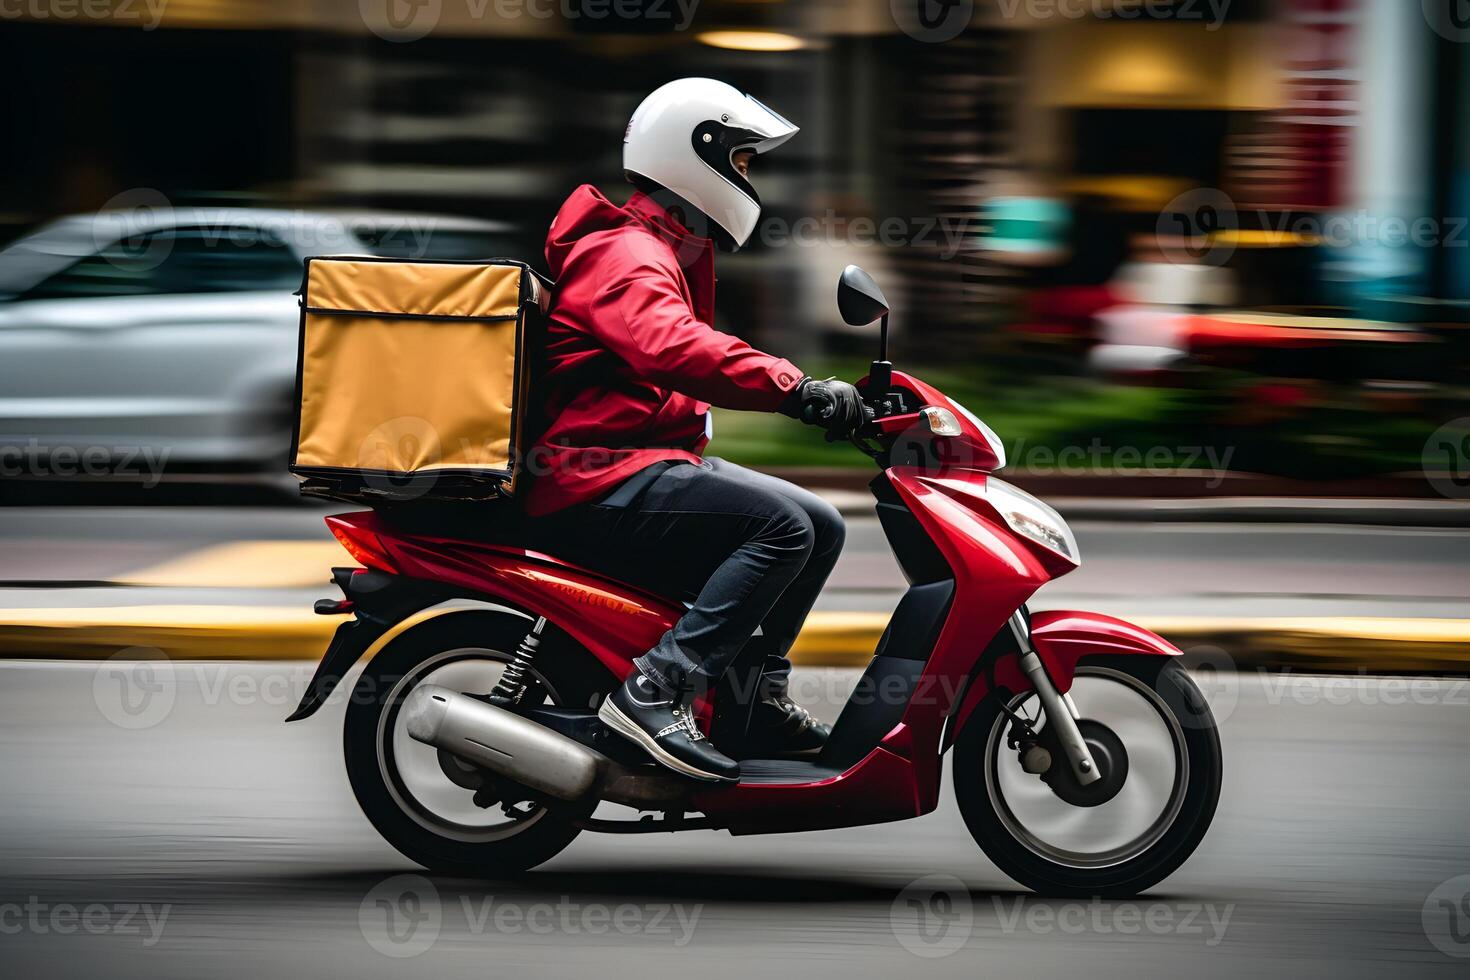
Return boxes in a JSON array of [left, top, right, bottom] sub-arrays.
[[402, 685, 604, 802], [404, 685, 701, 809]]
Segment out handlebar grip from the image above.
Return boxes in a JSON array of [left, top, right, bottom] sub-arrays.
[[801, 397, 836, 426]]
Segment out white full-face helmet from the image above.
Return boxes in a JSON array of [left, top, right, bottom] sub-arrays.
[[623, 77, 798, 250]]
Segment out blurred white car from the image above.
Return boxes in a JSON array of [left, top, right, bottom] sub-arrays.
[[0, 208, 517, 474], [1089, 256, 1238, 377]]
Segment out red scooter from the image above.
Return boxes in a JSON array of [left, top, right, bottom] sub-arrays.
[[286, 266, 1222, 897]]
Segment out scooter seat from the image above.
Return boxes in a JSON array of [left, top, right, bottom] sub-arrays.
[[377, 501, 546, 548], [375, 501, 699, 602]]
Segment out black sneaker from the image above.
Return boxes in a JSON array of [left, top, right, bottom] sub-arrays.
[[597, 673, 740, 783], [744, 697, 831, 757]]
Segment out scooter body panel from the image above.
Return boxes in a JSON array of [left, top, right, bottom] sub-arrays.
[[331, 510, 679, 683], [690, 463, 1074, 832], [692, 746, 924, 834]]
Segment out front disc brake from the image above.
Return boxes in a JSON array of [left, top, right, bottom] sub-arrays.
[[1037, 719, 1129, 808]]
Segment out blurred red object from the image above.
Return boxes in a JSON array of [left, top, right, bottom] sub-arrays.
[[1251, 382, 1313, 410], [1010, 285, 1121, 341], [1183, 314, 1430, 353]]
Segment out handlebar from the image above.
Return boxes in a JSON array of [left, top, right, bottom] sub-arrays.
[[798, 377, 910, 461]]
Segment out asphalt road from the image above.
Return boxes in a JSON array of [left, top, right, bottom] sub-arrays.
[[0, 661, 1467, 979], [2, 505, 1468, 621]]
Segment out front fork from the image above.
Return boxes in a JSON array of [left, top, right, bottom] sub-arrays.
[[1010, 610, 1101, 786]]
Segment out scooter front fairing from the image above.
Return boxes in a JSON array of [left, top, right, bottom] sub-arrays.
[[690, 462, 1083, 834]]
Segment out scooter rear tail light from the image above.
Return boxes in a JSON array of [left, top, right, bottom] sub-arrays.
[[327, 520, 398, 573]]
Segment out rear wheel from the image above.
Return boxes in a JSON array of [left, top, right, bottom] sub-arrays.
[[343, 614, 598, 876], [954, 656, 1222, 896]]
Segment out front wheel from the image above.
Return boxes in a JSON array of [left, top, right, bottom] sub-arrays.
[[954, 656, 1222, 896]]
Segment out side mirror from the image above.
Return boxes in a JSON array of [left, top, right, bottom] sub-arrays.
[[837, 265, 890, 326], [837, 265, 894, 392]]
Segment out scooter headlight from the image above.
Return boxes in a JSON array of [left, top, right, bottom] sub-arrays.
[[985, 478, 1079, 563]]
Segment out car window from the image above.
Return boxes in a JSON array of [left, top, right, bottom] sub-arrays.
[[152, 228, 302, 293], [18, 237, 173, 300], [19, 227, 301, 300], [358, 227, 515, 261]]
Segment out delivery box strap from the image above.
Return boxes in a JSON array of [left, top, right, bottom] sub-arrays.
[[302, 306, 521, 323]]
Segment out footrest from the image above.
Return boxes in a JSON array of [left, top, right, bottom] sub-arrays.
[[737, 758, 843, 785]]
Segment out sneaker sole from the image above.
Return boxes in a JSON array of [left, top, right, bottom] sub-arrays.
[[597, 699, 739, 784]]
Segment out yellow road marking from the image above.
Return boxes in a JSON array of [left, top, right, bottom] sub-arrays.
[[1, 607, 1468, 670], [116, 541, 344, 589], [1137, 616, 1470, 643], [0, 605, 334, 661], [789, 612, 890, 665]]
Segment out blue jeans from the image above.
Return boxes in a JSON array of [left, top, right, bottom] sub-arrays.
[[542, 458, 845, 699]]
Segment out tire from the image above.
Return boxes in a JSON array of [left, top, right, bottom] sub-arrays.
[[249, 389, 296, 474], [248, 391, 302, 501], [954, 655, 1222, 897], [343, 613, 599, 876]]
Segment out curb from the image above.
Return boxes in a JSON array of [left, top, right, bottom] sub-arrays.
[[2, 607, 1468, 674]]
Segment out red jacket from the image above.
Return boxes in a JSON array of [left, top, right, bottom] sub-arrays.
[[526, 186, 803, 515]]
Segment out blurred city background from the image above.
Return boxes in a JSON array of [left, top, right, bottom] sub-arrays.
[[3, 0, 1469, 488], [2, 3, 1470, 978]]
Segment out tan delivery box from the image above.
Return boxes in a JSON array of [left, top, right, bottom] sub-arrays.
[[289, 256, 549, 501]]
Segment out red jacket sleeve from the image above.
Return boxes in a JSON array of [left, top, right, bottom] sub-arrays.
[[588, 271, 803, 412]]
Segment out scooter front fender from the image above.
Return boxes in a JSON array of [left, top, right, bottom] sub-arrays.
[[948, 609, 1182, 745], [1029, 609, 1183, 678]]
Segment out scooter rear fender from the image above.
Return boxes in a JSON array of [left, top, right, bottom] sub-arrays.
[[286, 512, 679, 722], [284, 566, 536, 722]]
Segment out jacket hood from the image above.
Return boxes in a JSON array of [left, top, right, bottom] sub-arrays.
[[544, 185, 706, 277]]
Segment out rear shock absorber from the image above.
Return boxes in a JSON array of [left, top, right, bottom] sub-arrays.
[[489, 616, 547, 707]]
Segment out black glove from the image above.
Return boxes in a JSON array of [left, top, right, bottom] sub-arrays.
[[779, 377, 868, 438]]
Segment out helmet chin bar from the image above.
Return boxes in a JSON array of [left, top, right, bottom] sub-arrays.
[[690, 122, 764, 207], [690, 121, 768, 249]]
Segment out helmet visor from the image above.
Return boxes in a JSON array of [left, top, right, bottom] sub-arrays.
[[739, 95, 799, 153]]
